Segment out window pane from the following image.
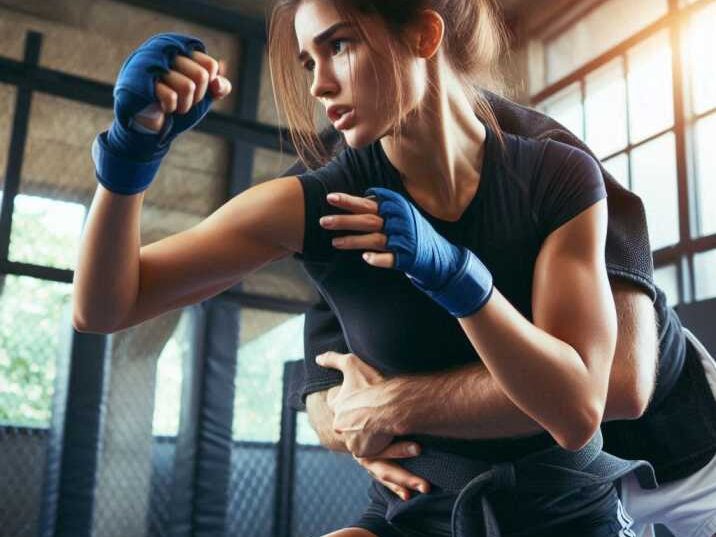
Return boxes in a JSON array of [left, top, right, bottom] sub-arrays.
[[686, 2, 716, 115], [585, 59, 628, 159], [631, 132, 679, 250], [627, 30, 674, 143], [542, 83, 584, 139], [694, 250, 716, 301], [695, 112, 716, 236], [152, 309, 191, 436], [11, 93, 111, 270], [546, 0, 668, 83], [233, 311, 304, 442], [0, 275, 70, 426], [9, 195, 87, 270], [654, 265, 680, 306], [602, 153, 629, 188]]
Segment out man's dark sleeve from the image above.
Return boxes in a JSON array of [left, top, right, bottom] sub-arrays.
[[485, 91, 656, 300]]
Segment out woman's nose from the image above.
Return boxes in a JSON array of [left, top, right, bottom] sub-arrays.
[[310, 62, 339, 98]]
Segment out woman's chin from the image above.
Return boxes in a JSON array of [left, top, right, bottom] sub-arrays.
[[342, 126, 380, 149]]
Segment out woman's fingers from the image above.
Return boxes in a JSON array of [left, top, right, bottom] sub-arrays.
[[190, 50, 220, 82], [320, 213, 384, 233], [327, 193, 379, 214], [209, 58, 232, 99], [321, 193, 393, 266], [154, 51, 230, 116], [173, 55, 210, 105], [332, 232, 387, 251], [155, 81, 177, 114], [362, 252, 394, 269], [159, 69, 196, 114]]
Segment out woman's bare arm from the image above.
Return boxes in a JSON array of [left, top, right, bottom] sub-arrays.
[[457, 200, 616, 450], [73, 176, 304, 333]]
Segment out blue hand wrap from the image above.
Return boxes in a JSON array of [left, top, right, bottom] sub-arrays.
[[366, 187, 494, 317], [91, 33, 213, 195]]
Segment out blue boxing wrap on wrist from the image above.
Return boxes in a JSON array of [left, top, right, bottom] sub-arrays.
[[91, 33, 213, 195], [410, 248, 494, 318], [366, 187, 494, 318]]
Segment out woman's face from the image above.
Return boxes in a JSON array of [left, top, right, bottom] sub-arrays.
[[295, 0, 418, 147]]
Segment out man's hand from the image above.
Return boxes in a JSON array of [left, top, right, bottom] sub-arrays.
[[353, 441, 431, 502], [317, 351, 400, 457]]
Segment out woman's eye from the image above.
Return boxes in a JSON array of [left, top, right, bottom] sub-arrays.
[[303, 39, 350, 71], [330, 38, 349, 55]]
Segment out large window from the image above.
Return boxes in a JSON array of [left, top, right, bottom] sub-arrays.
[[533, 0, 716, 305], [233, 310, 320, 445]]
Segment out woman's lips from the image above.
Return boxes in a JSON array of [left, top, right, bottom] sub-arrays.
[[333, 108, 355, 130]]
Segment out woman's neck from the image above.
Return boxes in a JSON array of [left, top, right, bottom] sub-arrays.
[[380, 64, 487, 218]]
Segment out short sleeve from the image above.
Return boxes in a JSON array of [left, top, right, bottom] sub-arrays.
[[535, 141, 607, 239], [535, 129, 655, 300], [294, 149, 366, 262]]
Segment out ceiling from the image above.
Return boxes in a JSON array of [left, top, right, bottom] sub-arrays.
[[202, 0, 534, 22]]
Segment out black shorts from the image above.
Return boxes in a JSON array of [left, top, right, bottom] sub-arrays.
[[350, 480, 635, 537]]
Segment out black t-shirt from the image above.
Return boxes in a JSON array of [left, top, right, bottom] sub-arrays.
[[293, 126, 606, 461], [288, 93, 704, 482]]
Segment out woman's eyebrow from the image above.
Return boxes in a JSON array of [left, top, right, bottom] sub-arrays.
[[298, 21, 353, 62]]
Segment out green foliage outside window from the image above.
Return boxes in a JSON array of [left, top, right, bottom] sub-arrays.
[[0, 194, 80, 427]]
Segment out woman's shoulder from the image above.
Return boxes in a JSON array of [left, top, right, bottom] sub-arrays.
[[296, 142, 379, 189], [500, 130, 600, 179]]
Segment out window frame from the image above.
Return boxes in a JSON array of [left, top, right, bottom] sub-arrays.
[[531, 0, 716, 304]]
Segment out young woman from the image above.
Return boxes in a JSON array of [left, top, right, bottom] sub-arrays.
[[74, 1, 654, 535]]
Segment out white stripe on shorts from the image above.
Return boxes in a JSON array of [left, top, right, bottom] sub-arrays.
[[617, 499, 637, 537]]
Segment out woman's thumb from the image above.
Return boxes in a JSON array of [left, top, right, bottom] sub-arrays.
[[210, 75, 231, 99], [209, 60, 230, 98]]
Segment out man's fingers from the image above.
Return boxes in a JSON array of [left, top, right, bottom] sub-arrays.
[[315, 351, 348, 370], [326, 386, 340, 408], [355, 457, 431, 496], [389, 484, 411, 501], [376, 441, 421, 459], [327, 193, 379, 214]]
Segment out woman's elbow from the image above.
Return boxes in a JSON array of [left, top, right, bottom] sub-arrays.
[[554, 398, 604, 452]]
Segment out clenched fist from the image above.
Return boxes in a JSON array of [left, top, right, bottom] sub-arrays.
[[92, 33, 232, 195], [132, 50, 232, 133]]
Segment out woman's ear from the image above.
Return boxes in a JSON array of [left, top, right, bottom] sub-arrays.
[[414, 9, 445, 59]]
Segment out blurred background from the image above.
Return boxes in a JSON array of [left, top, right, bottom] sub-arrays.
[[0, 0, 713, 536]]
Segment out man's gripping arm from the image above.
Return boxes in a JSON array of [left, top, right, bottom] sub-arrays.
[[306, 278, 658, 446]]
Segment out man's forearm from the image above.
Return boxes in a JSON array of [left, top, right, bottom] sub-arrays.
[[306, 282, 658, 445], [385, 362, 543, 439], [377, 281, 659, 439]]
